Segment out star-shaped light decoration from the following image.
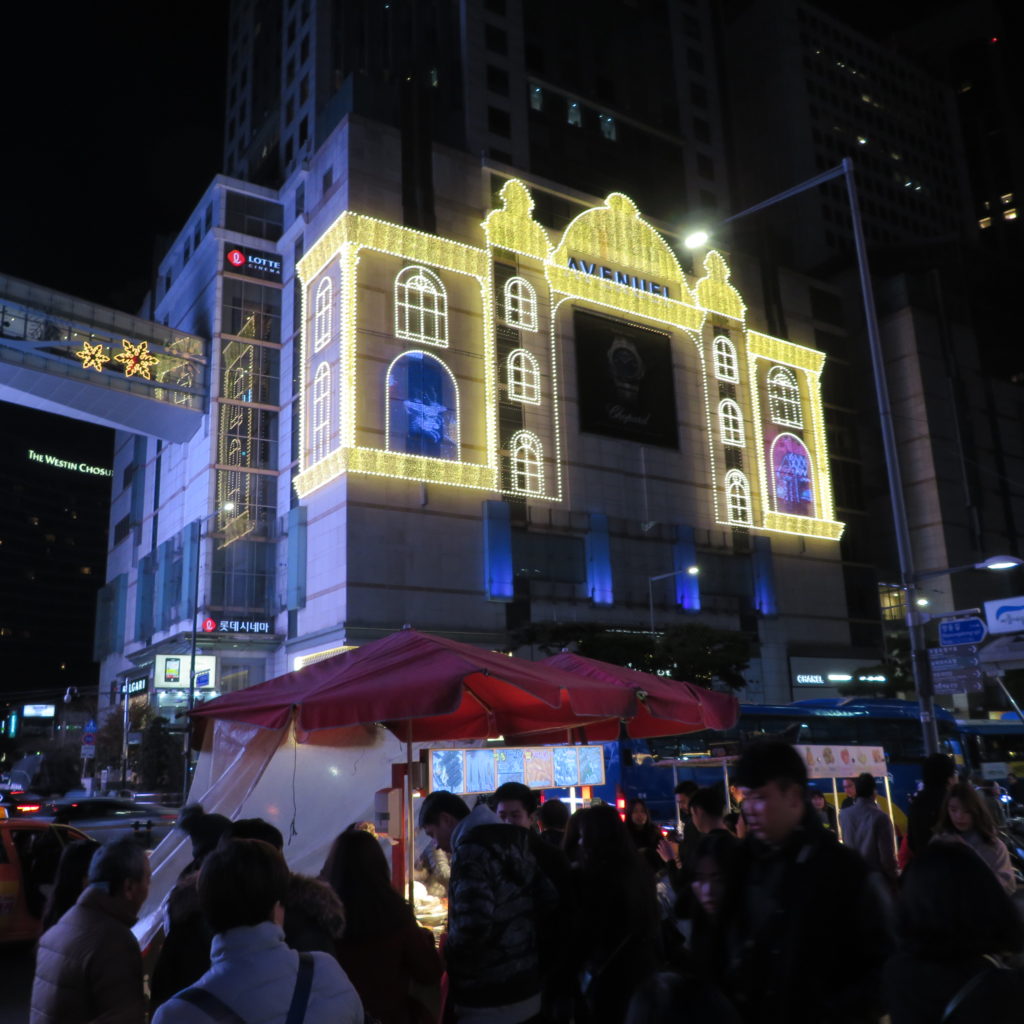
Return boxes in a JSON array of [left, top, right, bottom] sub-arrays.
[[74, 341, 110, 372], [114, 340, 159, 379]]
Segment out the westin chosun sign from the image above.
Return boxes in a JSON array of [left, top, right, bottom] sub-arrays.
[[27, 450, 112, 477]]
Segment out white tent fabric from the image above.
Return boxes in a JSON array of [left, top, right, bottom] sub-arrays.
[[134, 718, 410, 952]]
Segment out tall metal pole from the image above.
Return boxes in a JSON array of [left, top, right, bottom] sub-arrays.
[[713, 159, 938, 755], [840, 158, 937, 755], [183, 516, 202, 803]]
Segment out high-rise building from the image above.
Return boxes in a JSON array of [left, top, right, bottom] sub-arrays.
[[224, 0, 730, 228]]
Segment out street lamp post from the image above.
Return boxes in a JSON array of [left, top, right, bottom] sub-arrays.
[[686, 157, 941, 752], [182, 503, 233, 802], [648, 566, 700, 638]]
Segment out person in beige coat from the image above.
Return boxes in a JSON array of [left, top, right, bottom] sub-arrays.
[[932, 781, 1016, 896], [31, 837, 151, 1024]]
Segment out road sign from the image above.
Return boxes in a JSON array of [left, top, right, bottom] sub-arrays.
[[928, 645, 985, 693], [927, 646, 980, 671], [938, 617, 987, 647]]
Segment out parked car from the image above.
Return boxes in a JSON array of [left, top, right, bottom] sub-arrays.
[[0, 820, 91, 943], [44, 798, 179, 848]]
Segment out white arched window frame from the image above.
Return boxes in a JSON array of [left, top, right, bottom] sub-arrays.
[[314, 277, 332, 353], [713, 335, 738, 382], [395, 265, 448, 346], [504, 277, 538, 331], [312, 362, 331, 463], [725, 470, 752, 525], [384, 350, 462, 460], [510, 430, 543, 495], [507, 349, 541, 404], [767, 366, 803, 427], [718, 399, 745, 447]]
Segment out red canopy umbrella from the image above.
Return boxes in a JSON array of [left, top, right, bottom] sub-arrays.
[[541, 651, 739, 736], [189, 629, 636, 741]]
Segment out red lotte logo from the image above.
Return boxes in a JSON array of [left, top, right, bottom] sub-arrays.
[[226, 249, 246, 268], [202, 618, 219, 633]]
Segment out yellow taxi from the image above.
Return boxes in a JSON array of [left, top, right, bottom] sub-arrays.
[[0, 819, 91, 943]]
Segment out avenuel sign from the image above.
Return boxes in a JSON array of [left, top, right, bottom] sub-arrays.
[[566, 257, 668, 297]]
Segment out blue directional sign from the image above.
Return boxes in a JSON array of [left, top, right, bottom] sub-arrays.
[[938, 617, 988, 647]]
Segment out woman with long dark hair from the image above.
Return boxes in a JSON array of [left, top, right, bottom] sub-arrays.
[[322, 828, 441, 1024], [623, 798, 665, 873], [571, 803, 661, 1024], [40, 838, 100, 932], [933, 782, 1016, 895], [883, 840, 1024, 1022]]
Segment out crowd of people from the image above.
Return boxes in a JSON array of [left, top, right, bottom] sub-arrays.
[[26, 740, 1024, 1024]]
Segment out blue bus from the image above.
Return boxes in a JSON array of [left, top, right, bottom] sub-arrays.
[[956, 717, 1024, 780], [610, 698, 965, 832]]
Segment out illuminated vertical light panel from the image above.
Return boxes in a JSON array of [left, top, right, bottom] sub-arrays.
[[482, 500, 515, 601], [586, 513, 614, 605], [752, 535, 778, 615], [674, 525, 701, 611]]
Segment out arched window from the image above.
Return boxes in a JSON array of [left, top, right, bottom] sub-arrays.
[[510, 431, 543, 495], [507, 349, 541, 404], [770, 433, 815, 517], [386, 351, 459, 460], [312, 362, 331, 463], [718, 399, 744, 447], [395, 266, 448, 346], [767, 366, 802, 427], [713, 335, 738, 382], [314, 277, 332, 352], [504, 277, 538, 331], [725, 470, 752, 525]]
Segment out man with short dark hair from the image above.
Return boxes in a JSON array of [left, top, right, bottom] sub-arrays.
[[493, 780, 538, 827], [537, 798, 569, 847], [906, 752, 956, 855], [839, 773, 897, 885], [420, 790, 556, 1023], [688, 786, 730, 836], [31, 838, 151, 1024], [153, 839, 361, 1023], [705, 741, 894, 1023]]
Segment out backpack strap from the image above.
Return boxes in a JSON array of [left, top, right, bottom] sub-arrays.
[[940, 963, 998, 1022], [285, 951, 315, 1024], [175, 987, 248, 1023]]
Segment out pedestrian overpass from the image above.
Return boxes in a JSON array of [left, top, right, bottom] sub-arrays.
[[0, 273, 206, 442]]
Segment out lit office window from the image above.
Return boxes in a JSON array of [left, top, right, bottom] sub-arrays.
[[725, 470, 752, 525], [530, 85, 544, 111], [718, 399, 745, 447], [504, 277, 538, 330], [507, 349, 540, 404], [600, 115, 617, 140], [713, 335, 738, 381], [767, 366, 803, 427], [879, 585, 906, 622], [567, 101, 582, 127], [1004, 208, 1018, 221], [314, 277, 332, 352], [979, 217, 993, 229], [395, 266, 448, 346], [510, 431, 543, 494]]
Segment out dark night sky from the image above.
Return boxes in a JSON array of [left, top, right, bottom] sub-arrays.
[[0, 4, 229, 311]]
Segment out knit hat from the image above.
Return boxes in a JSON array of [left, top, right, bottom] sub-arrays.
[[178, 804, 231, 861]]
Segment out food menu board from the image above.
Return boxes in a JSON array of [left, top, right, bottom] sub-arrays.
[[795, 744, 887, 780], [428, 745, 606, 795]]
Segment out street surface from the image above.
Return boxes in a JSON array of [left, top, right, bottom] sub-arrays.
[[0, 941, 34, 1024]]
